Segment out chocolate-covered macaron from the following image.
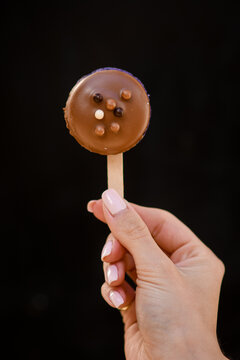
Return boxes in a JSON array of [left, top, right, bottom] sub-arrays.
[[64, 68, 150, 155]]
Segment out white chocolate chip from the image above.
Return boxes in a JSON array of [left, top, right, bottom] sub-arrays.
[[95, 109, 104, 120]]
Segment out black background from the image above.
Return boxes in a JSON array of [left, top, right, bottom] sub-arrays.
[[1, 1, 239, 359]]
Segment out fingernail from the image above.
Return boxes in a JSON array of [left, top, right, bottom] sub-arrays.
[[109, 290, 124, 308], [107, 264, 118, 284], [101, 240, 113, 260], [102, 189, 126, 216], [87, 200, 96, 213]]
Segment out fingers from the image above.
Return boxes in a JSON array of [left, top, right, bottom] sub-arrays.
[[101, 235, 137, 328], [103, 255, 137, 285], [101, 189, 170, 270], [102, 234, 137, 284], [101, 233, 126, 262], [101, 280, 135, 309], [103, 261, 125, 286], [101, 281, 137, 328]]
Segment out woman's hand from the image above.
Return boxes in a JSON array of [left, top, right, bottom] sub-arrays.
[[87, 189, 227, 360]]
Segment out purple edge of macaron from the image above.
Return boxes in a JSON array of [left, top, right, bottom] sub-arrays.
[[75, 67, 151, 148]]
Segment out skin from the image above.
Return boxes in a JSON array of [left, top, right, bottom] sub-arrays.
[[87, 192, 228, 360]]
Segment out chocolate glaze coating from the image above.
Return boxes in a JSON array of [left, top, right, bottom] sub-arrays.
[[64, 68, 150, 155]]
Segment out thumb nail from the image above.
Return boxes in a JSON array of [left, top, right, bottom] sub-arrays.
[[102, 189, 126, 216]]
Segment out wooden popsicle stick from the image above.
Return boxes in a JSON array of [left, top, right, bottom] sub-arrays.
[[107, 153, 124, 198]]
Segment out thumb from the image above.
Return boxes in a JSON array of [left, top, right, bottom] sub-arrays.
[[102, 189, 170, 270]]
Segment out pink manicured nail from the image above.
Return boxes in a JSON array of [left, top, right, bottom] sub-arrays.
[[109, 290, 124, 308], [101, 240, 113, 260], [87, 200, 96, 213], [102, 189, 126, 216], [107, 264, 118, 284]]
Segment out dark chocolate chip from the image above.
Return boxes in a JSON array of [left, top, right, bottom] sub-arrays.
[[114, 107, 123, 117], [93, 93, 103, 103]]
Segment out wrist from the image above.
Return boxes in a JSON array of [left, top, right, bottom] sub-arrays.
[[160, 326, 227, 360], [151, 337, 226, 360], [185, 336, 228, 360]]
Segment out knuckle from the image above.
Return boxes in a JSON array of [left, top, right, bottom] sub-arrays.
[[216, 258, 225, 276], [210, 253, 225, 277], [101, 282, 109, 298], [117, 212, 149, 241], [128, 222, 148, 239], [100, 283, 105, 297]]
